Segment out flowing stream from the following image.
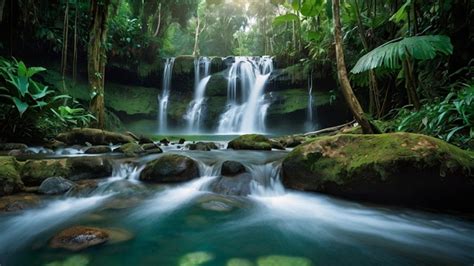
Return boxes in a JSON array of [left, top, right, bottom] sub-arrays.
[[1, 148, 473, 265]]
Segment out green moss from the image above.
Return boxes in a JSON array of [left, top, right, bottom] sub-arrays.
[[21, 159, 70, 186], [105, 83, 158, 116], [0, 156, 23, 195], [257, 255, 312, 266], [228, 134, 273, 150], [268, 89, 331, 115], [174, 55, 195, 75]]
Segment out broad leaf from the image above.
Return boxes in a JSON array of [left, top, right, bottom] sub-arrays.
[[26, 66, 46, 78], [390, 0, 411, 23], [351, 35, 453, 74], [273, 13, 299, 27], [17, 61, 27, 77], [301, 0, 324, 17], [12, 96, 29, 116], [17, 76, 29, 96]]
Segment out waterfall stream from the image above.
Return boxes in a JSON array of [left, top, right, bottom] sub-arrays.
[[158, 58, 175, 133]]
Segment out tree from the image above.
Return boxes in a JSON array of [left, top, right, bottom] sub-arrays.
[[332, 0, 375, 134], [88, 0, 113, 129]]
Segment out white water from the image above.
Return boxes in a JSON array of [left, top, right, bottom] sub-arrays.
[[0, 195, 110, 252], [184, 57, 212, 133], [218, 56, 273, 134], [158, 58, 175, 133], [305, 71, 314, 131]]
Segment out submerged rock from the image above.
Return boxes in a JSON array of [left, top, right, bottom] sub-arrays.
[[56, 128, 134, 145], [179, 251, 215, 266], [44, 255, 90, 266], [50, 226, 109, 251], [139, 154, 199, 183], [221, 161, 246, 176], [227, 258, 255, 266], [211, 173, 252, 196], [200, 200, 234, 212], [0, 156, 23, 195], [186, 142, 218, 151], [227, 135, 272, 151], [84, 145, 112, 154], [282, 133, 474, 211], [257, 255, 312, 266], [38, 177, 76, 195], [0, 193, 40, 212]]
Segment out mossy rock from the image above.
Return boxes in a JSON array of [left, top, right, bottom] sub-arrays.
[[117, 142, 145, 157], [104, 84, 158, 117], [21, 159, 70, 186], [228, 135, 272, 151], [56, 128, 134, 145], [139, 154, 200, 183], [205, 73, 228, 97], [174, 55, 195, 76], [267, 89, 331, 115], [282, 133, 474, 211], [0, 156, 24, 196]]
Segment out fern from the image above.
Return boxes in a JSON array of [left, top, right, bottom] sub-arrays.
[[351, 35, 453, 74]]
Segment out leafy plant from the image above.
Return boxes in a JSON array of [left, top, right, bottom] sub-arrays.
[[51, 104, 96, 128], [395, 83, 473, 149]]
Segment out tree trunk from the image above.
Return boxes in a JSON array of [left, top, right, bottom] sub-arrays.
[[88, 0, 111, 129], [332, 0, 375, 134], [193, 14, 201, 57], [72, 0, 78, 84], [153, 3, 161, 37], [0, 0, 6, 23], [61, 0, 69, 93]]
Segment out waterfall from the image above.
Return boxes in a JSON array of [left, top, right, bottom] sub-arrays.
[[218, 56, 273, 134], [158, 58, 175, 133], [184, 57, 212, 132], [305, 71, 314, 131]]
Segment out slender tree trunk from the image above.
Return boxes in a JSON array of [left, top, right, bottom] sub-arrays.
[[72, 0, 78, 84], [153, 3, 161, 37], [332, 0, 375, 134], [88, 0, 111, 129], [193, 14, 201, 57], [61, 0, 69, 93], [403, 57, 421, 109]]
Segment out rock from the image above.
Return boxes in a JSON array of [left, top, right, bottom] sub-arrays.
[[44, 255, 90, 266], [67, 157, 113, 181], [282, 133, 474, 211], [0, 143, 28, 151], [179, 138, 186, 144], [160, 138, 170, 145], [0, 193, 40, 212], [145, 148, 163, 155], [0, 156, 24, 196], [117, 142, 145, 157], [186, 142, 218, 151], [43, 139, 67, 150], [179, 251, 215, 266], [21, 159, 69, 186], [257, 255, 312, 266], [67, 179, 100, 197], [56, 128, 134, 145], [49, 226, 109, 251], [227, 258, 255, 266], [140, 154, 200, 183], [221, 161, 246, 176], [227, 134, 272, 150], [211, 173, 252, 196], [200, 200, 234, 212], [270, 140, 285, 150], [138, 136, 154, 144], [141, 143, 160, 151], [102, 227, 134, 244], [84, 145, 112, 154], [125, 131, 140, 141], [38, 177, 76, 195]]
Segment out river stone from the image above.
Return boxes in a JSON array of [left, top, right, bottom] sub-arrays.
[[0, 156, 23, 195], [0, 193, 40, 212], [200, 200, 234, 212], [50, 226, 109, 251], [186, 142, 218, 151], [117, 142, 145, 157], [138, 136, 154, 144], [227, 258, 255, 266], [257, 255, 312, 266], [139, 154, 200, 183], [227, 134, 272, 150], [179, 251, 215, 266], [56, 128, 134, 145], [67, 157, 113, 181], [141, 143, 160, 151], [211, 173, 252, 196], [221, 161, 246, 176], [38, 177, 75, 195], [84, 145, 112, 154], [21, 159, 70, 186], [0, 143, 28, 151], [179, 138, 186, 144], [282, 133, 474, 211]]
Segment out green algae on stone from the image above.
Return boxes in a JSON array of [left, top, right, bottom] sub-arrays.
[[179, 251, 215, 266], [257, 255, 312, 266], [228, 134, 273, 150], [0, 156, 23, 195], [44, 255, 91, 266], [227, 258, 255, 266]]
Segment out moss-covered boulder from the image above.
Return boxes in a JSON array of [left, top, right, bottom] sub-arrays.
[[139, 154, 200, 183], [21, 159, 70, 186], [56, 128, 134, 145], [84, 145, 112, 154], [282, 133, 474, 211], [117, 142, 145, 157], [205, 73, 228, 97], [0, 156, 24, 196], [228, 135, 272, 150], [186, 142, 218, 151]]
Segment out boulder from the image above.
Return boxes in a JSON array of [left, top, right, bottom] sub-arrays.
[[50, 226, 109, 251], [67, 157, 113, 181], [141, 143, 161, 151], [221, 161, 246, 176], [138, 136, 154, 144], [0, 143, 28, 151], [38, 177, 76, 195], [0, 156, 23, 195], [211, 173, 252, 196], [117, 142, 145, 157], [282, 133, 474, 211], [186, 142, 218, 151], [139, 154, 200, 183], [159, 138, 170, 145], [179, 138, 186, 144], [56, 128, 134, 145], [84, 145, 112, 154], [43, 139, 67, 150], [21, 159, 70, 186], [228, 134, 272, 151]]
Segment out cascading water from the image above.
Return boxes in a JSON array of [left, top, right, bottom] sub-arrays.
[[184, 57, 212, 132], [305, 71, 315, 131], [158, 58, 175, 133], [218, 56, 273, 134]]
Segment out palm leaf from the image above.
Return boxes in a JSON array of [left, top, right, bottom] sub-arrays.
[[351, 35, 453, 74]]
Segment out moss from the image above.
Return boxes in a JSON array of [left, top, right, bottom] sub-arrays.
[[174, 55, 195, 75], [0, 156, 23, 195], [228, 134, 273, 150], [282, 133, 474, 210], [104, 83, 158, 116], [205, 73, 228, 97], [268, 89, 331, 115], [21, 159, 70, 186]]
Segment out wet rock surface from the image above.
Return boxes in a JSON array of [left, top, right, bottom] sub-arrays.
[[140, 154, 200, 183]]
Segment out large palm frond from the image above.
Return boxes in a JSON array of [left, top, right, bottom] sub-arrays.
[[351, 35, 453, 74]]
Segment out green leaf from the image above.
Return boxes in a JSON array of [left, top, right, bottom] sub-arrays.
[[446, 125, 467, 141], [17, 76, 29, 97], [390, 0, 411, 23], [12, 96, 28, 116], [17, 61, 27, 77], [351, 35, 453, 74], [301, 0, 324, 17], [273, 13, 299, 26], [26, 67, 46, 78]]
